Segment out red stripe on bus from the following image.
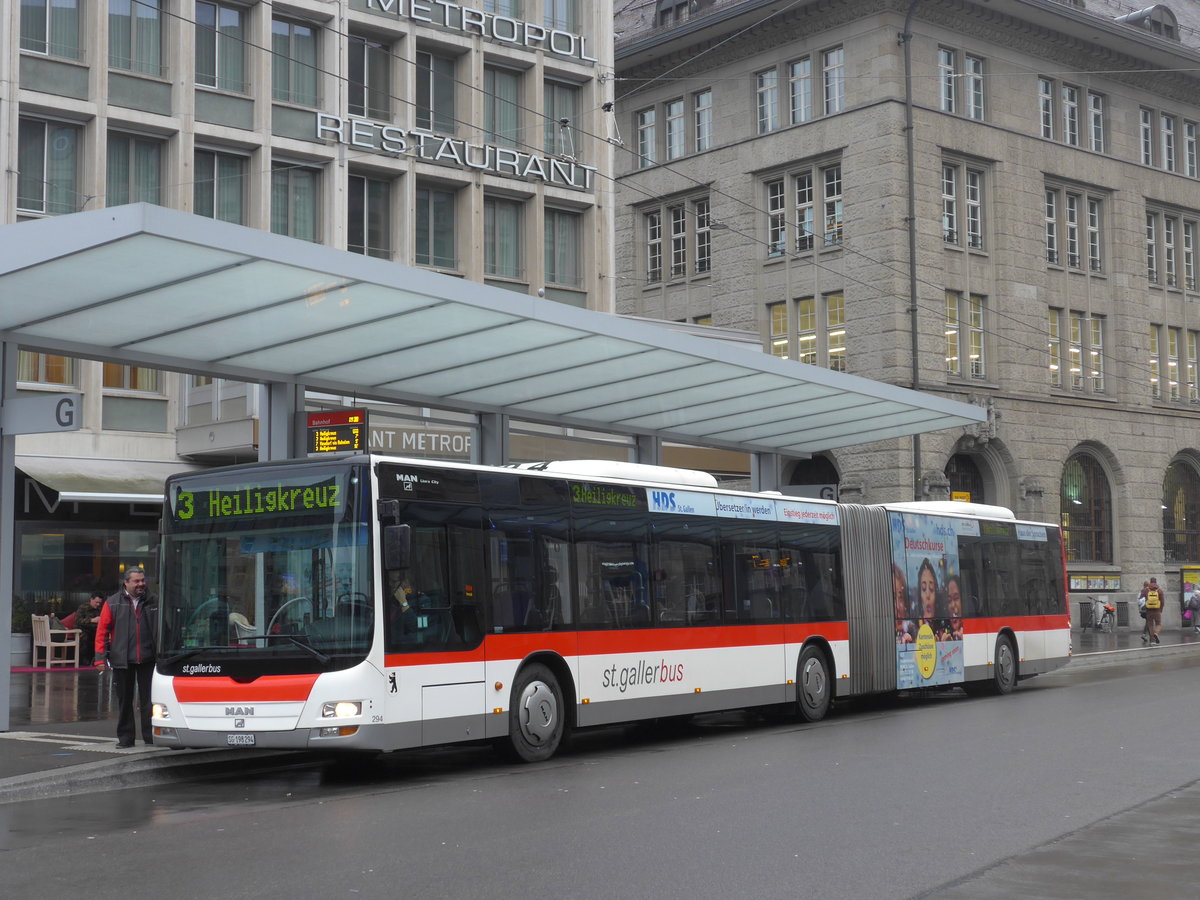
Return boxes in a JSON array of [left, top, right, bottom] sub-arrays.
[[172, 674, 319, 702], [966, 614, 1070, 632], [382, 622, 851, 668]]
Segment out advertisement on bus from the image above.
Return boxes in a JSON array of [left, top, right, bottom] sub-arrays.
[[891, 513, 968, 689]]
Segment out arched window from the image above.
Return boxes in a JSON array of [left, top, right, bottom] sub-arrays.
[[945, 454, 985, 503], [788, 455, 839, 500], [1060, 454, 1112, 562], [1163, 462, 1200, 562]]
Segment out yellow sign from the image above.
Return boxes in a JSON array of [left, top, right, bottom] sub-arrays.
[[951, 491, 971, 502], [915, 622, 938, 679]]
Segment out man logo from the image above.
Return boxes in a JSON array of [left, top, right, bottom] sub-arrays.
[[226, 707, 254, 716]]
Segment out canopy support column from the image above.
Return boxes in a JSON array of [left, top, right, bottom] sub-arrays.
[[0, 341, 18, 731], [752, 452, 781, 493], [635, 434, 662, 466], [259, 383, 303, 462], [478, 413, 508, 466]]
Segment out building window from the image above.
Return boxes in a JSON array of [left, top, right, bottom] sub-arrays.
[[694, 198, 711, 274], [1190, 331, 1199, 402], [196, 2, 246, 92], [1038, 77, 1054, 139], [348, 174, 391, 259], [107, 134, 162, 206], [644, 198, 710, 280], [789, 57, 812, 124], [545, 208, 582, 287], [822, 47, 844, 115], [669, 205, 687, 278], [416, 51, 456, 133], [1165, 216, 1179, 287], [1150, 324, 1161, 398], [1187, 121, 1198, 178], [938, 48, 956, 113], [103, 363, 161, 392], [1050, 308, 1104, 393], [20, 0, 80, 58], [109, 0, 162, 75], [645, 211, 662, 283], [795, 171, 814, 252], [415, 186, 456, 269], [544, 80, 579, 156], [822, 165, 843, 246], [272, 18, 318, 106], [484, 196, 523, 279], [665, 99, 685, 160], [1162, 114, 1178, 173], [1163, 462, 1200, 563], [18, 351, 75, 385], [1061, 84, 1079, 146], [945, 291, 985, 378], [17, 118, 79, 215], [756, 69, 779, 134], [1185, 220, 1197, 291], [1169, 326, 1183, 400], [1061, 454, 1112, 563], [484, 66, 521, 147], [544, 0, 576, 31], [794, 292, 845, 370], [766, 179, 786, 257], [769, 302, 788, 358], [271, 162, 320, 242], [1147, 212, 1159, 283], [1046, 187, 1103, 271], [1140, 108, 1154, 165], [694, 89, 713, 152], [1088, 92, 1105, 152], [965, 55, 984, 120], [194, 149, 245, 224], [636, 108, 656, 168], [349, 36, 390, 119], [942, 164, 983, 249]]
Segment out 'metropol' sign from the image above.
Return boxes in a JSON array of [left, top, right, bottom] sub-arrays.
[[362, 0, 598, 63], [316, 115, 598, 189]]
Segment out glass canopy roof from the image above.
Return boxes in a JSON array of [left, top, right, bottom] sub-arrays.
[[0, 204, 983, 456]]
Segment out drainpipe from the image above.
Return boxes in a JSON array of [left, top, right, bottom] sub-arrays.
[[900, 0, 925, 500]]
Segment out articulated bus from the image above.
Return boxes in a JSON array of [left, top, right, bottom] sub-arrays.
[[151, 455, 1070, 761]]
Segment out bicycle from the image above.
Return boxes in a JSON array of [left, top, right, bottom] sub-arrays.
[[1092, 596, 1116, 633]]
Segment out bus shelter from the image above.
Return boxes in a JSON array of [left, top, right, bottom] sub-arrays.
[[0, 204, 985, 730]]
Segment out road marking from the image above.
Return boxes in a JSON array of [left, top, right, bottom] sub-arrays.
[[0, 732, 159, 752]]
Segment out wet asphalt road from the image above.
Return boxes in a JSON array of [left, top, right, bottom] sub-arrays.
[[4, 652, 1200, 899]]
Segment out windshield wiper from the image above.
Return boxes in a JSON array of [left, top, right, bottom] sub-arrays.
[[254, 633, 332, 665]]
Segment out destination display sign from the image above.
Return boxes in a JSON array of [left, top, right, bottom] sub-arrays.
[[569, 482, 643, 509], [169, 474, 347, 526], [307, 409, 367, 455]]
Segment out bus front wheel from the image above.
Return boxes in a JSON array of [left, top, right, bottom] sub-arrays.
[[796, 645, 831, 723], [504, 663, 566, 763]]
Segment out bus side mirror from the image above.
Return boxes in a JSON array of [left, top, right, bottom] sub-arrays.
[[383, 524, 411, 572]]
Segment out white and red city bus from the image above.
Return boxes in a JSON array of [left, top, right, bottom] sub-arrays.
[[150, 455, 1070, 760]]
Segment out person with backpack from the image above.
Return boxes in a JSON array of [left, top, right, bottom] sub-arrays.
[[1187, 588, 1200, 635], [1140, 577, 1165, 645]]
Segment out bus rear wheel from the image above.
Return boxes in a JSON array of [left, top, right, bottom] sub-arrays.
[[504, 663, 566, 763], [796, 645, 831, 722]]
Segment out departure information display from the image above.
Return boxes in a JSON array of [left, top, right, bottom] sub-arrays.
[[307, 409, 367, 454]]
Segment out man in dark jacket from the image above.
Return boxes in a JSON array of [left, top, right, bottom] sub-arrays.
[[95, 568, 158, 748]]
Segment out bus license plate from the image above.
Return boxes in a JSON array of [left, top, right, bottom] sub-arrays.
[[226, 733, 255, 747]]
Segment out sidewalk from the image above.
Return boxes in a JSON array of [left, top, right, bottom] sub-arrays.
[[4, 626, 1200, 803]]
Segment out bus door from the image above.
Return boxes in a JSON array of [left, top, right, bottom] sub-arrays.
[[383, 507, 487, 747]]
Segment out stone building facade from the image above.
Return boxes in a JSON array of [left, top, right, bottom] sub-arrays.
[[614, 0, 1200, 613]]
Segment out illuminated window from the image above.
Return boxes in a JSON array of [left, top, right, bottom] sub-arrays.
[[18, 351, 75, 386], [768, 302, 789, 358], [794, 293, 844, 370], [945, 291, 985, 379], [104, 364, 161, 392], [1150, 324, 1161, 399], [1060, 454, 1112, 563], [1163, 462, 1200, 563]]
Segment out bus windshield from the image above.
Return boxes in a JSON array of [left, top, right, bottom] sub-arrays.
[[158, 463, 372, 674]]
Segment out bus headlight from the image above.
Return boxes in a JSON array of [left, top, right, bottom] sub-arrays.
[[321, 701, 361, 718], [152, 703, 170, 719]]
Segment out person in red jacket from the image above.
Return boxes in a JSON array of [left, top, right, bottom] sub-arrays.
[[95, 568, 158, 748]]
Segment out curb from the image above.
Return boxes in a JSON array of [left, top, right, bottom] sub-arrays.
[[0, 747, 304, 805], [1063, 640, 1200, 670]]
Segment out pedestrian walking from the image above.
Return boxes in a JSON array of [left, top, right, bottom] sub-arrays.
[[1187, 587, 1200, 635], [94, 568, 158, 747], [1141, 577, 1165, 645]]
